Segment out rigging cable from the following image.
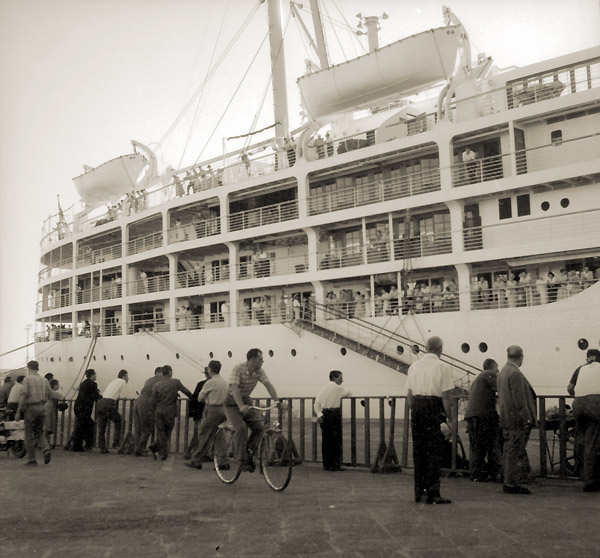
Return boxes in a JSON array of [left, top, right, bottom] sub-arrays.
[[193, 27, 271, 165], [156, 1, 262, 149], [177, 0, 232, 168], [320, 0, 347, 61], [330, 0, 367, 57]]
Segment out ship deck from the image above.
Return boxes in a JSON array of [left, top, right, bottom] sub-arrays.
[[2, 451, 597, 558]]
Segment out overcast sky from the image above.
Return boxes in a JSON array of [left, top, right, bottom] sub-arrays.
[[1, 0, 599, 370]]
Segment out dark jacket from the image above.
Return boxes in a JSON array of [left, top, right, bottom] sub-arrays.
[[497, 362, 537, 429], [188, 380, 207, 420], [74, 379, 101, 417], [465, 370, 498, 420]]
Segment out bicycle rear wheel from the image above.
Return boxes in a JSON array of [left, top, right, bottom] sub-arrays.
[[259, 431, 293, 492], [213, 426, 241, 484]]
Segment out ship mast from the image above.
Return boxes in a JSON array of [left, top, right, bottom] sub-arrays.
[[309, 0, 329, 69], [266, 0, 290, 144]]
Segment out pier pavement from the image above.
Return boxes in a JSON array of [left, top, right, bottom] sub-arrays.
[[1, 451, 598, 558]]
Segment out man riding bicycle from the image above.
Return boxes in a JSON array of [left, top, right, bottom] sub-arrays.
[[224, 348, 280, 472]]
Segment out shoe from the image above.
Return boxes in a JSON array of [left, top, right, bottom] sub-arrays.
[[426, 496, 452, 505], [100, 449, 110, 454], [240, 460, 255, 473], [185, 462, 202, 470], [25, 460, 37, 466], [160, 456, 168, 461], [331, 467, 347, 472], [148, 444, 158, 460], [44, 451, 51, 465], [503, 485, 531, 495]]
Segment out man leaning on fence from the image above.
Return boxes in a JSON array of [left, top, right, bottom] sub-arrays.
[[133, 366, 163, 456], [16, 360, 52, 466], [465, 358, 501, 482], [406, 336, 455, 504], [97, 369, 129, 454], [497, 345, 537, 495]]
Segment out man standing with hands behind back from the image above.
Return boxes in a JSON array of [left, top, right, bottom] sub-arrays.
[[497, 345, 537, 495], [406, 336, 455, 504], [314, 370, 351, 472]]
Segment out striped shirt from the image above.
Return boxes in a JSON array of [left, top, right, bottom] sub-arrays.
[[21, 371, 52, 405], [226, 362, 269, 402]]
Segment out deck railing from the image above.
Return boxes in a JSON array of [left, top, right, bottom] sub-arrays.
[[166, 217, 221, 244], [174, 265, 230, 288], [76, 244, 122, 268], [228, 199, 299, 232], [237, 253, 309, 279], [126, 231, 163, 256], [39, 394, 579, 479], [39, 257, 74, 280]]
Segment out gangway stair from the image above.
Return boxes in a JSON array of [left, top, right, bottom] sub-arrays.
[[295, 301, 478, 388]]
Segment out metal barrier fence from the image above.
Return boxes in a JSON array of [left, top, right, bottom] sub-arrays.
[[45, 394, 578, 478]]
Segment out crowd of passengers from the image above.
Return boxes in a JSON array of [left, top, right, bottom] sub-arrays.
[[472, 266, 600, 309]]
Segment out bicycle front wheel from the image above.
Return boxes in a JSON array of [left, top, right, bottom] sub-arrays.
[[213, 426, 241, 484], [259, 431, 293, 492]]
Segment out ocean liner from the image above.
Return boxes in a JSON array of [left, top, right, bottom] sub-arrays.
[[33, 1, 600, 399]]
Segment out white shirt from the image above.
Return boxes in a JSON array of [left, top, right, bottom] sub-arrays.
[[314, 382, 352, 417], [103, 378, 127, 400], [575, 362, 600, 397], [7, 382, 23, 404], [405, 353, 455, 397]]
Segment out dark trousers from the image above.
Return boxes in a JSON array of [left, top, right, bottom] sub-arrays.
[[72, 412, 94, 451], [133, 400, 155, 454], [320, 408, 343, 470], [97, 398, 122, 450], [467, 416, 500, 480], [155, 409, 175, 459], [191, 405, 227, 466], [24, 404, 49, 463], [502, 426, 532, 487], [573, 395, 600, 488], [411, 396, 445, 499]]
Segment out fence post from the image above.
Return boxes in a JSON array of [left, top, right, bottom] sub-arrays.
[[311, 398, 318, 462], [558, 397, 567, 479], [538, 397, 547, 477], [401, 398, 410, 467], [350, 398, 357, 466], [299, 398, 306, 460], [363, 398, 371, 466], [175, 399, 182, 454]]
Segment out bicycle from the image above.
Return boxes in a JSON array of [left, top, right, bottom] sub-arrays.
[[213, 403, 293, 492]]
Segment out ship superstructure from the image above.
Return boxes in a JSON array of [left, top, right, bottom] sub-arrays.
[[33, 2, 600, 397]]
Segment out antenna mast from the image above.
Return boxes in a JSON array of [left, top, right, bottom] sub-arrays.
[[309, 0, 329, 69]]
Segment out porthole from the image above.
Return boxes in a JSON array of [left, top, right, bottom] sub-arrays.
[[50, 357, 54, 362], [175, 353, 180, 360], [146, 354, 150, 360], [93, 356, 96, 361], [268, 350, 274, 357], [479, 342, 488, 353], [227, 351, 232, 358], [340, 348, 347, 356], [541, 201, 550, 211], [412, 345, 420, 355], [209, 351, 214, 358], [58, 357, 61, 362], [560, 198, 570, 208], [397, 345, 404, 355], [291, 349, 297, 357], [461, 343, 470, 353], [578, 338, 589, 350], [68, 357, 73, 362], [120, 355, 124, 361], [103, 355, 106, 361]]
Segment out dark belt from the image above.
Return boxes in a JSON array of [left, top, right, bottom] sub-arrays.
[[413, 395, 441, 400]]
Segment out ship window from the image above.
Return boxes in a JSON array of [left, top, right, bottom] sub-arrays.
[[578, 338, 589, 350], [68, 357, 73, 362], [498, 198, 512, 220], [479, 342, 488, 353], [551, 130, 563, 144], [146, 354, 150, 360], [268, 350, 274, 357], [227, 351, 232, 358], [340, 348, 347, 356], [396, 345, 404, 355], [209, 352, 214, 358], [560, 198, 570, 208], [461, 343, 470, 353], [412, 345, 420, 355], [516, 194, 531, 217], [541, 201, 550, 211], [175, 353, 180, 360], [120, 355, 124, 360], [291, 349, 297, 357]]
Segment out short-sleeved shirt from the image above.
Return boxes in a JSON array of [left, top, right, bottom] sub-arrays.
[[574, 362, 600, 397], [225, 362, 270, 405], [405, 353, 455, 397], [21, 372, 52, 405], [7, 383, 24, 405], [200, 375, 228, 406]]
